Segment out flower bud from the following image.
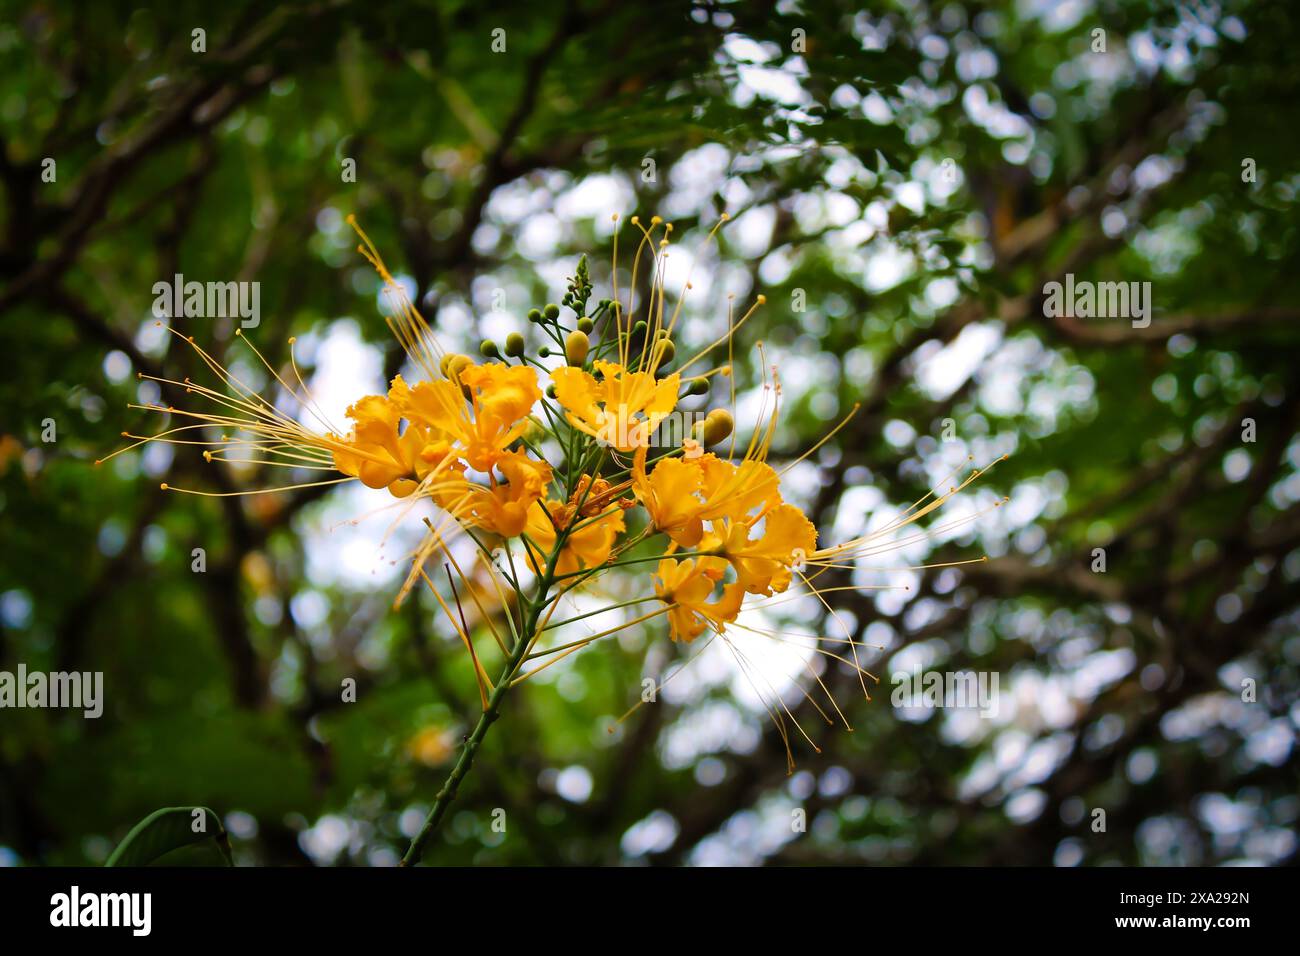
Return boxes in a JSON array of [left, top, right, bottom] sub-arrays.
[[527, 308, 542, 323], [543, 303, 560, 321], [565, 329, 590, 366], [685, 378, 709, 396], [504, 332, 526, 357], [697, 408, 733, 447], [480, 339, 500, 359], [441, 353, 473, 379], [445, 354, 473, 381], [577, 316, 594, 333], [654, 340, 675, 371]]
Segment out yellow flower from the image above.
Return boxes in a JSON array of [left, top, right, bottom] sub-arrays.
[[524, 499, 626, 577], [330, 392, 433, 497], [396, 363, 540, 472], [631, 445, 783, 546], [696, 453, 782, 522], [631, 445, 706, 546], [551, 360, 680, 452], [443, 450, 551, 538], [714, 503, 817, 596], [653, 556, 745, 643], [330, 376, 472, 498]]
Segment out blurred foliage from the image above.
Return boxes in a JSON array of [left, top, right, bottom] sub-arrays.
[[1, 0, 1297, 866]]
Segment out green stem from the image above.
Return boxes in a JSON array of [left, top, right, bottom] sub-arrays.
[[540, 595, 656, 631], [552, 549, 705, 581], [401, 538, 565, 866], [399, 434, 618, 865], [398, 607, 537, 866]]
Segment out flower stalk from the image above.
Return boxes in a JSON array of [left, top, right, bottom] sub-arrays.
[[400, 565, 556, 866]]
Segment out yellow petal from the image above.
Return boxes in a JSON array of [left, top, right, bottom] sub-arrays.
[[396, 378, 465, 436], [754, 504, 818, 561], [654, 557, 745, 643], [642, 456, 705, 546], [556, 506, 624, 576], [551, 366, 601, 419], [699, 455, 782, 521], [462, 363, 542, 426]]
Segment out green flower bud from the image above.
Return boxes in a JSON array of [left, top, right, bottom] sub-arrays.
[[480, 339, 500, 359], [445, 354, 473, 380], [527, 308, 542, 323], [686, 378, 710, 396], [564, 329, 590, 366], [440, 352, 468, 377], [543, 303, 560, 321], [546, 383, 557, 399], [539, 345, 552, 357], [577, 316, 594, 333], [698, 408, 733, 446], [504, 332, 526, 357]]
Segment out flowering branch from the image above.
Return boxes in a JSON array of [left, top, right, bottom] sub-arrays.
[[104, 213, 995, 865]]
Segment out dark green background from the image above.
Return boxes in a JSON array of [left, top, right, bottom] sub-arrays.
[[1, 0, 1297, 865]]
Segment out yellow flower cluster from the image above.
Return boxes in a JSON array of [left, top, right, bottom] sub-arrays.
[[326, 338, 811, 644], [107, 213, 998, 739]]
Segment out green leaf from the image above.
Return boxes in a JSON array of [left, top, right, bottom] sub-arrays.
[[104, 807, 233, 867]]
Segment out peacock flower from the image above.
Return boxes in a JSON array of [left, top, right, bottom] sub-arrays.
[[524, 476, 628, 577], [456, 450, 552, 539], [101, 210, 1005, 842], [711, 503, 818, 597], [551, 360, 680, 452], [329, 376, 464, 498], [631, 443, 783, 547], [653, 556, 745, 643], [695, 454, 783, 522], [630, 445, 708, 546], [329, 393, 418, 493], [396, 362, 540, 472]]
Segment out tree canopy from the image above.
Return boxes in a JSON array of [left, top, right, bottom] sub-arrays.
[[1, 0, 1297, 866]]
